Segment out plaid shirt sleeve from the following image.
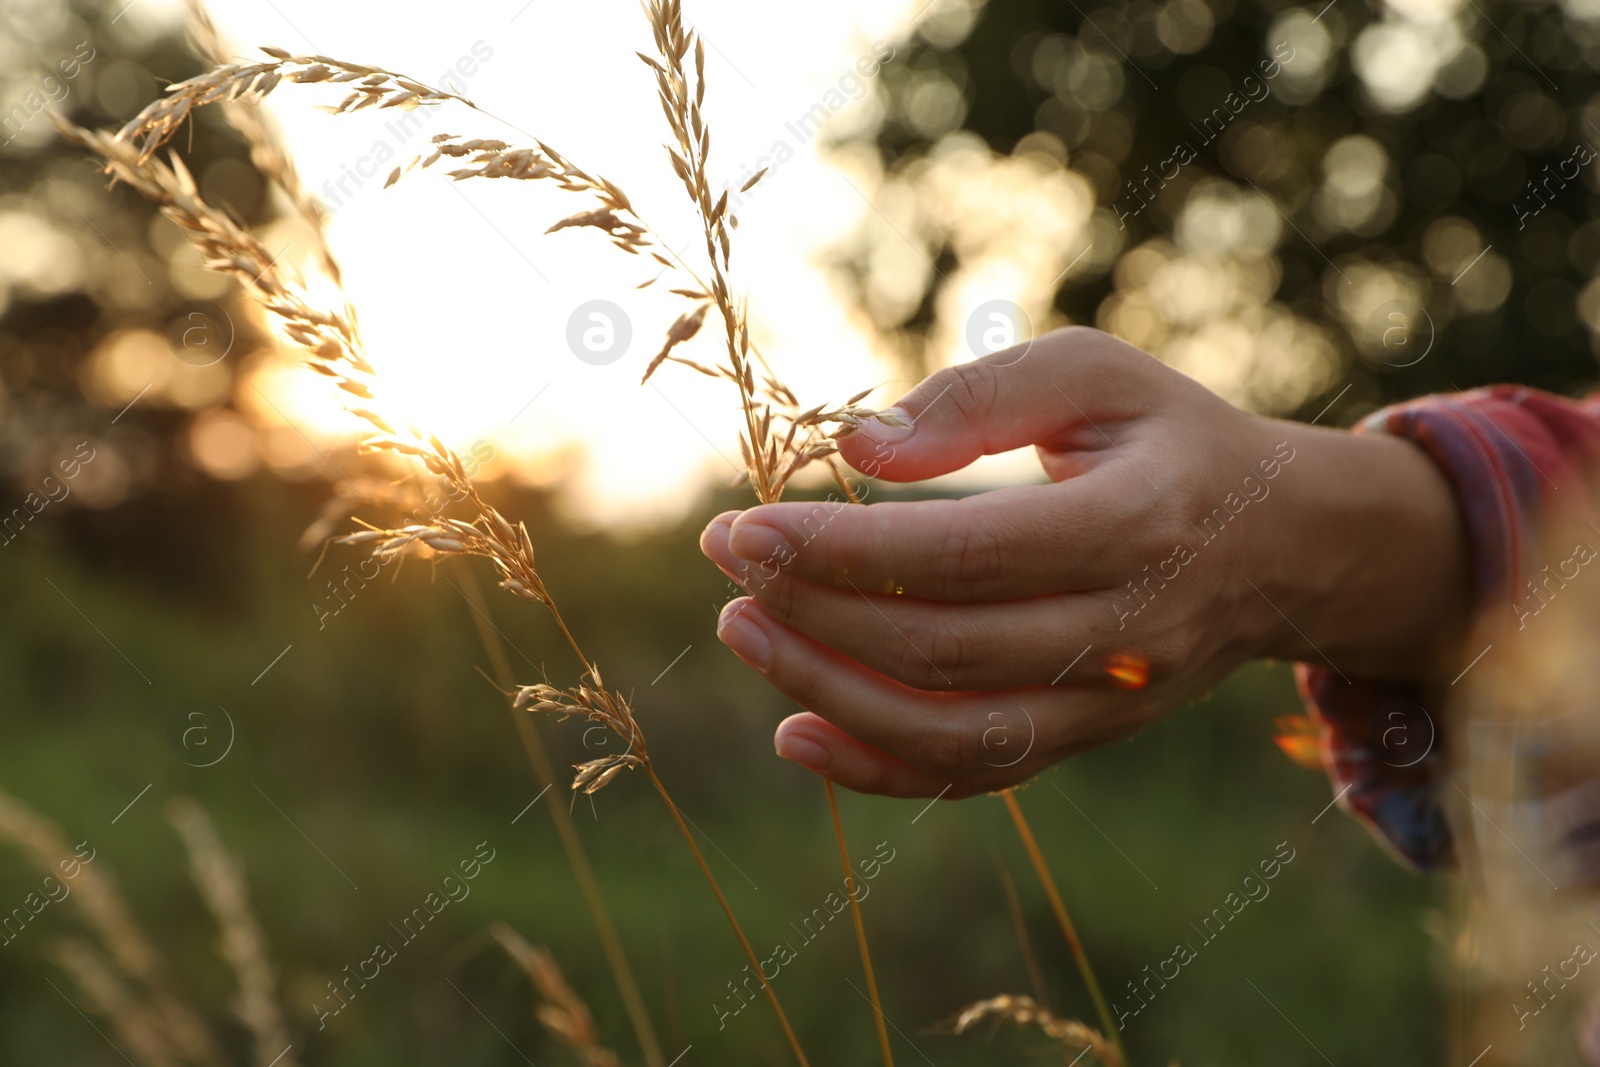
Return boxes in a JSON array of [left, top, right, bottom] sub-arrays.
[[1295, 386, 1600, 873]]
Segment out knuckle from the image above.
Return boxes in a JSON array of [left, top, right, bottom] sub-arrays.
[[1047, 324, 1099, 350], [936, 514, 1006, 592], [1154, 613, 1208, 679], [1129, 597, 1207, 680], [770, 652, 824, 710], [1140, 640, 1181, 685], [1169, 611, 1207, 662], [1044, 325, 1145, 383], [854, 756, 898, 797], [911, 715, 976, 775], [785, 503, 840, 562], [1037, 325, 1095, 372], [944, 360, 1000, 424], [897, 617, 965, 689], [892, 632, 934, 689], [755, 572, 803, 625], [1051, 323, 1118, 357], [923, 621, 968, 686]]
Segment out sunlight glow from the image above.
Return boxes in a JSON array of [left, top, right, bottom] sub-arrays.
[[188, 0, 964, 525]]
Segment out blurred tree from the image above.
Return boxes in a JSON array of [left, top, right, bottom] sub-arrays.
[[848, 0, 1600, 422], [0, 1, 280, 592]]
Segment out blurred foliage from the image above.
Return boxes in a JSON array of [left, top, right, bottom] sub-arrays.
[[0, 0, 278, 508], [854, 0, 1600, 421], [0, 479, 1441, 1065]]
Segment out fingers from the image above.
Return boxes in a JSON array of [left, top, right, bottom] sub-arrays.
[[774, 714, 968, 798], [757, 576, 1112, 691], [716, 480, 1133, 601], [700, 510, 743, 578], [716, 597, 1122, 779], [837, 326, 1155, 483], [776, 714, 1065, 797], [716, 596, 975, 763], [706, 520, 1113, 690]]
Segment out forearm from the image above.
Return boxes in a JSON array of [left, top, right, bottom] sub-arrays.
[[1250, 417, 1474, 682]]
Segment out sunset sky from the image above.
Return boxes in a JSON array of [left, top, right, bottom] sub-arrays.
[[114, 0, 1074, 525]]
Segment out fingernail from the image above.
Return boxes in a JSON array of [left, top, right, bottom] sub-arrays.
[[717, 607, 772, 671], [702, 510, 740, 534], [728, 520, 792, 564], [777, 732, 830, 772], [699, 514, 746, 584], [859, 407, 915, 444]]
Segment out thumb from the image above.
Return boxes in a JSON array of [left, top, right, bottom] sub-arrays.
[[839, 327, 1146, 483]]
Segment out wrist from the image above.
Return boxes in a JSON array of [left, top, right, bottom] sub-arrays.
[[1250, 416, 1473, 681]]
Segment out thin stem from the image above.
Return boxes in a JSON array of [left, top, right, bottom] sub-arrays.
[[825, 780, 894, 1067], [993, 851, 1072, 1066], [827, 459, 899, 1062], [698, 224, 771, 502], [453, 99, 792, 394], [540, 594, 598, 681], [993, 850, 1055, 1012], [458, 572, 667, 1067], [833, 461, 864, 506], [1001, 790, 1127, 1067], [645, 765, 810, 1067]]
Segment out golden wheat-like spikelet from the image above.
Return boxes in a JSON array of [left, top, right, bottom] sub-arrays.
[[0, 787, 226, 1066], [106, 27, 885, 504], [113, 47, 468, 164], [491, 923, 622, 1067], [636, 0, 904, 502], [638, 0, 770, 498], [56, 117, 649, 796], [312, 483, 651, 796], [392, 133, 650, 248], [104, 25, 565, 634], [111, 30, 651, 274], [634, 13, 876, 1064], [297, 478, 426, 554], [57, 121, 536, 613], [509, 675, 648, 794], [49, 938, 186, 1067], [166, 798, 299, 1067], [54, 119, 370, 394], [385, 124, 891, 490], [60, 34, 805, 1059], [180, 0, 342, 285], [160, 13, 668, 1049], [949, 995, 1122, 1066]]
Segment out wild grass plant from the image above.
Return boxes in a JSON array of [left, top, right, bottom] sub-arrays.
[[40, 1, 1132, 1062]]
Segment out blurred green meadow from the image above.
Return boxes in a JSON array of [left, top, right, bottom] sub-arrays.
[[0, 475, 1442, 1065]]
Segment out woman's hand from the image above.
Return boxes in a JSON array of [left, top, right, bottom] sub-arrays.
[[700, 327, 1471, 797]]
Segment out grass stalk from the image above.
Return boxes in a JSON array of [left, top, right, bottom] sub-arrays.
[[458, 571, 666, 1067], [823, 463, 900, 1065], [993, 850, 1053, 1013], [638, 8, 888, 1059], [61, 108, 810, 1067], [992, 851, 1074, 1066], [174, 24, 666, 1044], [489, 560, 810, 1064], [825, 780, 894, 1067], [70, 18, 882, 1061], [1001, 789, 1126, 1067], [645, 765, 810, 1067]]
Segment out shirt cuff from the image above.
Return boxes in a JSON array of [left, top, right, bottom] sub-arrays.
[[1294, 386, 1600, 872]]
